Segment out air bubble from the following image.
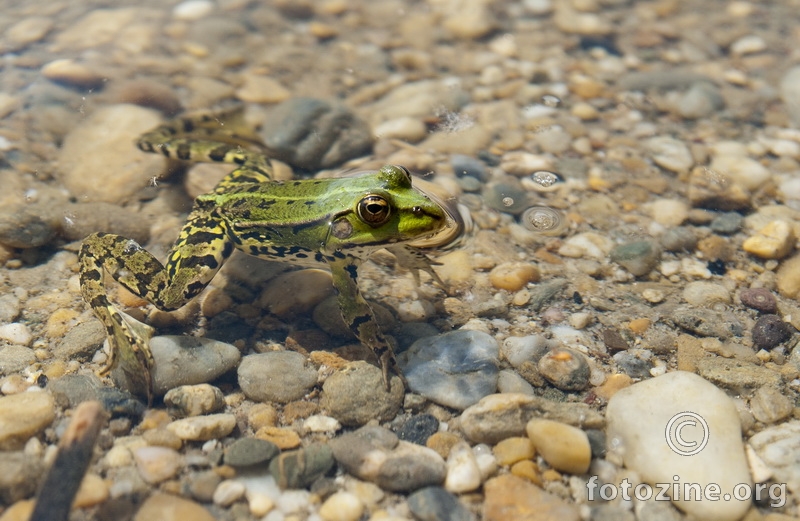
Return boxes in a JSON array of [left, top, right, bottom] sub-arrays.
[[521, 206, 567, 235], [530, 171, 564, 190], [502, 196, 514, 207]]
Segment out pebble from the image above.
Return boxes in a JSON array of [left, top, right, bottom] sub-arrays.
[[645, 136, 693, 174], [537, 348, 590, 391], [709, 155, 771, 193], [496, 369, 535, 395], [134, 492, 216, 521], [373, 117, 428, 143], [164, 384, 225, 417], [270, 444, 335, 488], [451, 154, 489, 181], [224, 438, 279, 467], [112, 335, 241, 398], [213, 479, 246, 507], [444, 441, 482, 493], [0, 345, 36, 375], [606, 371, 752, 521], [0, 452, 43, 504], [408, 486, 476, 521], [750, 385, 794, 425], [488, 262, 540, 291], [682, 281, 731, 307], [330, 425, 446, 492], [501, 335, 550, 368], [316, 491, 364, 521], [687, 165, 751, 211], [460, 393, 604, 445], [483, 178, 530, 214], [676, 82, 725, 120], [320, 361, 404, 426], [749, 421, 800, 494], [709, 212, 743, 235], [238, 351, 318, 404], [671, 307, 739, 339], [730, 34, 767, 56], [442, 0, 497, 39], [697, 356, 781, 394], [483, 474, 580, 521], [172, 0, 214, 20], [493, 437, 535, 466], [739, 288, 778, 314], [73, 473, 109, 508], [558, 232, 614, 260], [781, 65, 800, 127], [41, 58, 105, 90], [0, 391, 55, 450], [752, 314, 793, 350], [609, 240, 661, 277], [526, 419, 591, 474], [401, 330, 499, 410], [256, 426, 301, 450], [743, 220, 796, 259], [166, 413, 237, 441], [133, 446, 183, 484], [660, 227, 697, 252], [303, 414, 341, 433], [395, 413, 440, 445], [0, 323, 32, 346], [57, 104, 164, 203], [777, 253, 800, 299], [612, 349, 653, 379], [649, 199, 690, 226], [259, 97, 372, 171]]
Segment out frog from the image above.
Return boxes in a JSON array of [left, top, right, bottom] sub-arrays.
[[79, 109, 460, 402]]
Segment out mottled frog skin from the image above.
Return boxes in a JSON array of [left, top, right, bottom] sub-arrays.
[[79, 110, 454, 401]]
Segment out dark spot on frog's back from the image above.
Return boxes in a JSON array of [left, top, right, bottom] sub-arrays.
[[209, 145, 231, 162], [176, 143, 191, 160], [344, 264, 358, 280], [183, 254, 219, 270], [184, 230, 222, 246]]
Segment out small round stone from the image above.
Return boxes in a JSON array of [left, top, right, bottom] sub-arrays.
[[320, 361, 404, 426], [213, 479, 246, 507], [537, 348, 590, 391], [743, 220, 796, 260], [133, 446, 183, 484], [752, 315, 793, 350], [709, 212, 743, 235], [526, 419, 591, 475], [660, 227, 697, 252], [396, 414, 440, 445], [489, 262, 540, 291], [444, 441, 482, 493], [319, 491, 365, 521], [166, 414, 237, 441], [739, 288, 778, 314], [224, 438, 279, 467], [493, 437, 536, 466], [682, 281, 731, 307], [238, 351, 318, 404], [609, 240, 661, 277]]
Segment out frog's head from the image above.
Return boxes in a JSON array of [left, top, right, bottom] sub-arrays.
[[325, 165, 449, 251]]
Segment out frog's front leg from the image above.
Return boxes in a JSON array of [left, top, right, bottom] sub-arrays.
[[328, 256, 401, 391], [79, 209, 233, 401]]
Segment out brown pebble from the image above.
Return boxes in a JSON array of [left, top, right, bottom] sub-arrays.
[[752, 315, 793, 350], [739, 288, 777, 314], [602, 328, 629, 351], [537, 348, 590, 391]]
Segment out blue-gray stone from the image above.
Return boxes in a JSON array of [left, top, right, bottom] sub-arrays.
[[401, 330, 499, 410], [408, 486, 476, 521]]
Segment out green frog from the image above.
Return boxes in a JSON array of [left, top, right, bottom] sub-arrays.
[[79, 109, 461, 401]]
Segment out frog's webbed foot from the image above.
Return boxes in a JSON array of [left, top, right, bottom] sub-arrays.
[[99, 309, 156, 404], [386, 245, 446, 290]]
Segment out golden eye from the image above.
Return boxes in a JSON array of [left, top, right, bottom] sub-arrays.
[[357, 195, 391, 226]]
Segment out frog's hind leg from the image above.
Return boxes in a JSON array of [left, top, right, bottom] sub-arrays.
[[79, 215, 233, 401]]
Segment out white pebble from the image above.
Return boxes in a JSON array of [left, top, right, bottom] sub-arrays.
[[444, 441, 482, 493], [318, 491, 364, 521], [730, 35, 767, 56], [303, 415, 341, 433], [0, 323, 33, 346], [213, 479, 246, 507], [172, 0, 214, 20], [682, 281, 731, 306]]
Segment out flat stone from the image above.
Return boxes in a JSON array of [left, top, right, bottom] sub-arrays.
[[0, 391, 56, 450], [163, 384, 225, 417], [270, 443, 335, 489], [483, 474, 580, 521], [0, 452, 43, 504], [133, 492, 216, 521], [743, 220, 795, 260], [166, 413, 237, 441], [606, 371, 752, 521], [401, 330, 499, 410], [460, 393, 604, 445], [0, 345, 36, 375], [645, 136, 693, 174], [238, 351, 318, 404], [133, 446, 183, 484], [408, 486, 476, 521], [320, 361, 403, 426], [749, 421, 800, 495], [696, 357, 781, 394], [224, 438, 279, 467]]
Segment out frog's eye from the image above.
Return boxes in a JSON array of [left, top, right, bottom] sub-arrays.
[[357, 195, 391, 227]]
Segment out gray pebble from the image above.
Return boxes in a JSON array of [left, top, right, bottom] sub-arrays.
[[320, 361, 403, 426], [781, 65, 800, 127], [188, 470, 222, 503], [496, 369, 535, 395], [677, 81, 724, 120], [0, 345, 36, 375], [0, 294, 21, 323], [224, 438, 279, 467], [401, 330, 499, 410], [500, 335, 549, 368], [528, 278, 568, 311], [739, 288, 778, 314], [537, 348, 590, 391], [113, 335, 241, 397], [0, 209, 56, 248], [709, 212, 743, 235], [270, 443, 335, 489], [749, 386, 793, 424], [408, 486, 477, 521], [238, 350, 317, 404], [259, 98, 372, 171], [395, 414, 439, 445], [752, 315, 793, 350], [610, 240, 661, 277], [696, 357, 781, 395], [672, 308, 739, 339], [0, 452, 43, 504], [612, 349, 653, 379], [53, 319, 106, 362], [451, 154, 489, 181], [457, 175, 482, 193], [47, 373, 144, 417], [659, 227, 697, 252]]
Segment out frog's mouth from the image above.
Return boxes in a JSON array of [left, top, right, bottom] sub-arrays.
[[407, 179, 472, 250]]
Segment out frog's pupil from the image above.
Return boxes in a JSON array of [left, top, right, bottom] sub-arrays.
[[358, 195, 390, 226]]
